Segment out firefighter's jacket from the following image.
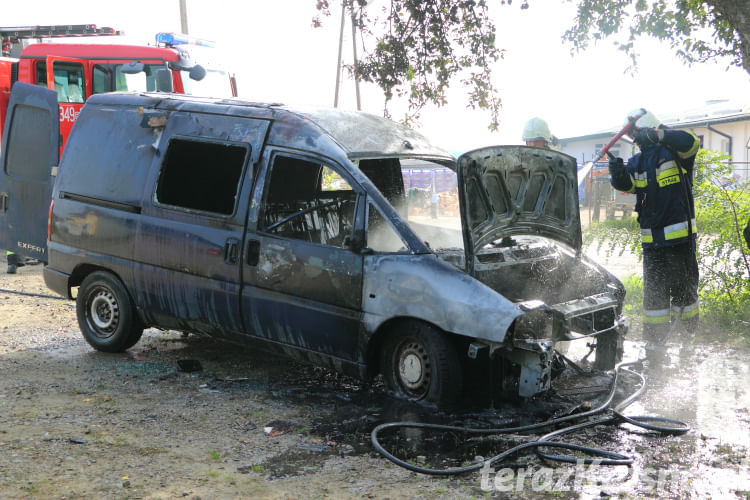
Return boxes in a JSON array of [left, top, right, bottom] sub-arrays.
[[609, 129, 700, 248]]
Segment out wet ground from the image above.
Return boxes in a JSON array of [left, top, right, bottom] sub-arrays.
[[1, 262, 749, 498]]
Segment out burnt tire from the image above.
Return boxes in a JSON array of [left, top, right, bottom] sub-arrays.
[[77, 271, 143, 353], [380, 322, 462, 408]]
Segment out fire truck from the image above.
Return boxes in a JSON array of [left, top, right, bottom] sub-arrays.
[[0, 24, 237, 150], [0, 25, 238, 265]]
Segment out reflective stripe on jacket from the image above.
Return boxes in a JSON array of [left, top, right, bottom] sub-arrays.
[[612, 129, 700, 248]]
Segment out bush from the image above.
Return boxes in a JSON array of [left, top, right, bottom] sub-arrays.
[[621, 273, 644, 317], [584, 149, 750, 332], [692, 150, 750, 328]]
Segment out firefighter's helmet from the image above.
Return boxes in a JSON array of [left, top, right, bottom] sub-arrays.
[[624, 108, 661, 135], [522, 117, 553, 144]]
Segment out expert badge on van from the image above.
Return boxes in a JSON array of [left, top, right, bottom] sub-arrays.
[[0, 84, 627, 407]]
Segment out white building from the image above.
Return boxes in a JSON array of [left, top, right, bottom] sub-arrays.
[[559, 100, 750, 182]]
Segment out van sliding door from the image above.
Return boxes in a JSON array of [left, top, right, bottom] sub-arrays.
[[133, 112, 269, 339]]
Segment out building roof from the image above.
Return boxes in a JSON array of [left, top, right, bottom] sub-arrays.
[[559, 99, 750, 143]]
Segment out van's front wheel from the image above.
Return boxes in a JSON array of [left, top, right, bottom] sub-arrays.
[[77, 271, 143, 352], [380, 322, 462, 408]]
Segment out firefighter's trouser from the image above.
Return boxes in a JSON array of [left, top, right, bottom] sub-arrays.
[[6, 251, 21, 266], [642, 241, 699, 343]]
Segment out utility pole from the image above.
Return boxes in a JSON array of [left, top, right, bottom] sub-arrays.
[[179, 0, 189, 34], [351, 9, 361, 110], [333, 3, 345, 108], [333, 4, 363, 110]]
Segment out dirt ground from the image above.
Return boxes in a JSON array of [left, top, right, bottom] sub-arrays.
[[1, 256, 749, 499], [1, 260, 466, 499]]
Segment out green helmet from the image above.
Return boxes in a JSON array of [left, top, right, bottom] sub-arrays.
[[522, 117, 553, 143]]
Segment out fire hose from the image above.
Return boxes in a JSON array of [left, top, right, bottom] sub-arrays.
[[371, 357, 689, 475], [577, 109, 646, 187]]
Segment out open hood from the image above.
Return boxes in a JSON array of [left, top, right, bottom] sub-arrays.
[[457, 146, 582, 256]]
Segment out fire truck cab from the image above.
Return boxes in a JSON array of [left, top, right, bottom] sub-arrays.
[[0, 25, 237, 150], [0, 25, 237, 264]]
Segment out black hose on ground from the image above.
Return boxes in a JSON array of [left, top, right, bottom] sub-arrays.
[[0, 287, 67, 300], [370, 359, 690, 475]]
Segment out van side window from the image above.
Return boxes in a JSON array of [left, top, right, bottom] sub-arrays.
[[261, 156, 356, 247], [156, 138, 247, 216]]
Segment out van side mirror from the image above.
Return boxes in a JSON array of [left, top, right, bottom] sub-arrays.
[[156, 69, 174, 92], [121, 61, 144, 74]]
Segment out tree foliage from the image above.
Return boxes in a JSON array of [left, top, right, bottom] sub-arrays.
[[564, 0, 750, 75], [584, 149, 750, 330], [315, 0, 522, 129], [691, 150, 750, 326], [314, 1, 750, 128]]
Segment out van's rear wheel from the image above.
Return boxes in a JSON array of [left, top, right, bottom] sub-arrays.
[[380, 322, 462, 407], [77, 271, 143, 352]]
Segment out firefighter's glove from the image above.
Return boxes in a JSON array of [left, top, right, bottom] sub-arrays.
[[608, 155, 625, 174], [633, 127, 664, 147]]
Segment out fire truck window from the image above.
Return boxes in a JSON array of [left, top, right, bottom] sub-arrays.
[[92, 65, 114, 94], [52, 62, 85, 103], [92, 63, 165, 93], [118, 64, 159, 92], [156, 138, 248, 216], [36, 62, 47, 85]]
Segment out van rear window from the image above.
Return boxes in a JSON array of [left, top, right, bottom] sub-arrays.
[[156, 138, 248, 216], [4, 104, 53, 181]]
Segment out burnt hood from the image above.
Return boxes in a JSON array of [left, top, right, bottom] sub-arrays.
[[457, 146, 582, 254]]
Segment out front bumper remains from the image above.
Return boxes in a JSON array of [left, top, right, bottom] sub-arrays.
[[468, 293, 628, 398]]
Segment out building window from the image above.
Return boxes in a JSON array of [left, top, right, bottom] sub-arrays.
[[721, 139, 730, 156]]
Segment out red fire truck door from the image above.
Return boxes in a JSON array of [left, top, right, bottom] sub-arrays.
[[45, 55, 87, 152]]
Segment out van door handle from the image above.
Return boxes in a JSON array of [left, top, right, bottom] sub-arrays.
[[0, 192, 7, 213], [224, 238, 239, 264], [246, 239, 260, 267]]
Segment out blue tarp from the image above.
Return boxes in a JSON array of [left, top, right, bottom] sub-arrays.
[[402, 168, 457, 193]]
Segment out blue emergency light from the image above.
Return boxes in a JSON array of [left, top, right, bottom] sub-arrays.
[[155, 32, 215, 48]]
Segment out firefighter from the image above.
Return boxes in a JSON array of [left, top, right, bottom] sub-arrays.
[[608, 108, 701, 354], [522, 117, 558, 149], [6, 250, 23, 274]]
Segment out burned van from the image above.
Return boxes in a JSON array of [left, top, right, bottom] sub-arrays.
[[0, 85, 626, 407]]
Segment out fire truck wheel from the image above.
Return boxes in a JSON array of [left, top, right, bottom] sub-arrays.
[[77, 271, 143, 352]]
